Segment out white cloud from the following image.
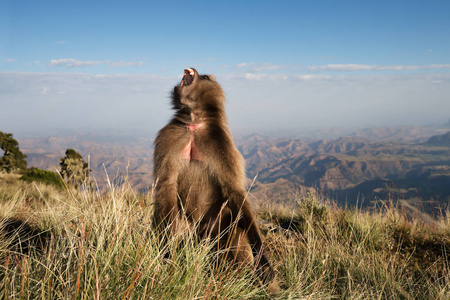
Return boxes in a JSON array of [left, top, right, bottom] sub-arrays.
[[47, 58, 77, 66], [1, 71, 449, 135], [46, 58, 144, 68], [236, 63, 252, 68], [68, 60, 104, 68], [251, 63, 287, 72], [0, 71, 175, 133], [4, 59, 16, 63], [235, 62, 288, 73], [46, 58, 102, 68], [308, 64, 450, 72], [222, 72, 331, 82]]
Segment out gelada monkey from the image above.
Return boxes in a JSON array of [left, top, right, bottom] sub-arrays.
[[153, 68, 278, 292]]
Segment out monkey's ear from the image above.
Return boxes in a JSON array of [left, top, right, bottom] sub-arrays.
[[202, 75, 215, 81]]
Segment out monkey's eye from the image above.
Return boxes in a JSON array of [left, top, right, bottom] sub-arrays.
[[201, 75, 211, 80]]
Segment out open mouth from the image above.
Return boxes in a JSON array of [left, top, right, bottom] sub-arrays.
[[180, 68, 195, 86]]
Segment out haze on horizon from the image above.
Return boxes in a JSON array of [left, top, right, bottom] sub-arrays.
[[1, 1, 450, 138]]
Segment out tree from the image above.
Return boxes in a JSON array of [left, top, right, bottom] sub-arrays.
[[0, 131, 27, 173], [59, 149, 91, 188]]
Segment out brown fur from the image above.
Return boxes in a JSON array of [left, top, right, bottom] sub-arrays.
[[153, 68, 278, 290]]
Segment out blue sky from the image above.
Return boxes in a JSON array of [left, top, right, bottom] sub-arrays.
[[1, 0, 450, 136]]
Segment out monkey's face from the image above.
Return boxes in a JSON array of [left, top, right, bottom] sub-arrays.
[[173, 68, 224, 112]]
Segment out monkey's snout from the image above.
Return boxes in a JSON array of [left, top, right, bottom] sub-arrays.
[[180, 68, 195, 86]]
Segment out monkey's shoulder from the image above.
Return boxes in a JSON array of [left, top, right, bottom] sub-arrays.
[[155, 123, 187, 137], [154, 124, 190, 150], [197, 123, 233, 140]]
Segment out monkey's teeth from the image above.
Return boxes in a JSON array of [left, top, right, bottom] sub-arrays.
[[187, 68, 195, 76]]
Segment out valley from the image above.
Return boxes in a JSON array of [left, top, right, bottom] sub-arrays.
[[18, 125, 450, 211]]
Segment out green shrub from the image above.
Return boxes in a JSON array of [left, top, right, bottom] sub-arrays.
[[19, 168, 64, 188]]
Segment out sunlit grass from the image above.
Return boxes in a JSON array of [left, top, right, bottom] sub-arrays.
[[1, 173, 449, 299]]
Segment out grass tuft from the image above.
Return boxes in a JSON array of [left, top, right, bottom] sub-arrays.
[[0, 174, 449, 299]]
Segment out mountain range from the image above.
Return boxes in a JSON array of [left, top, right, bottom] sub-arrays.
[[18, 125, 450, 212]]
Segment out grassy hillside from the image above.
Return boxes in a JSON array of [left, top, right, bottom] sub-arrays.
[[0, 173, 449, 299]]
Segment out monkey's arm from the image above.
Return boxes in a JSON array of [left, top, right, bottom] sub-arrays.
[[152, 125, 188, 230], [200, 125, 275, 282], [152, 164, 178, 230]]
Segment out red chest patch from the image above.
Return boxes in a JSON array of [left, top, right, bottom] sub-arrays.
[[182, 140, 202, 160], [182, 123, 204, 161]]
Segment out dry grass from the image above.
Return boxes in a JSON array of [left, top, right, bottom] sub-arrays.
[[1, 173, 449, 299]]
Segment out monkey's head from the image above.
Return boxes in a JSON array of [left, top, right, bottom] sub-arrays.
[[172, 68, 225, 117]]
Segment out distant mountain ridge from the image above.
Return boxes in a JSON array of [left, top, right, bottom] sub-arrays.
[[18, 126, 450, 211], [426, 131, 450, 146], [243, 135, 450, 208], [20, 133, 154, 191]]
